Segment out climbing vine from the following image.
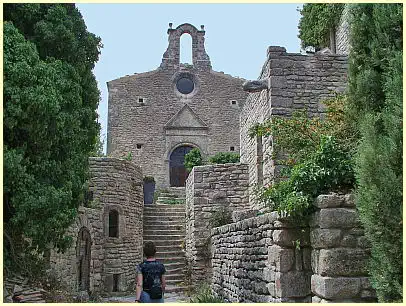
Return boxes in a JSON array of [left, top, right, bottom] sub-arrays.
[[298, 3, 345, 50]]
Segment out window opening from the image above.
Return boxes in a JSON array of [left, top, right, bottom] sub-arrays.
[[180, 33, 193, 65], [230, 146, 235, 151], [136, 144, 142, 149], [113, 274, 120, 292], [138, 97, 144, 103], [109, 210, 119, 238]]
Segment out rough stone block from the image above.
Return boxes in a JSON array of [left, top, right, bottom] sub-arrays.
[[232, 209, 259, 222], [314, 193, 345, 208], [311, 275, 361, 299], [318, 208, 360, 228], [275, 271, 311, 297], [272, 228, 309, 247], [318, 248, 369, 277], [268, 245, 294, 272], [311, 228, 342, 248]]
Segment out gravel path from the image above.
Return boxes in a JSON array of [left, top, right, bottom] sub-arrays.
[[101, 291, 189, 303]]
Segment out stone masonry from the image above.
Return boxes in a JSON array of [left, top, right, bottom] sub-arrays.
[[334, 4, 351, 55], [185, 163, 250, 283], [240, 47, 348, 209], [49, 158, 143, 295], [210, 193, 376, 303], [107, 23, 248, 189], [310, 193, 376, 302]]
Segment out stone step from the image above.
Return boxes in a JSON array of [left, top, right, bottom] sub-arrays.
[[143, 220, 184, 227], [155, 256, 186, 264], [143, 216, 184, 222], [143, 211, 185, 217], [165, 285, 188, 294], [149, 239, 184, 247], [156, 250, 185, 258], [144, 234, 184, 241], [165, 267, 186, 275], [164, 273, 185, 281], [165, 279, 184, 286], [144, 229, 185, 236], [154, 245, 183, 253], [156, 196, 185, 201], [144, 205, 185, 211], [158, 192, 185, 198], [163, 262, 187, 271], [143, 224, 184, 231], [155, 201, 185, 206]]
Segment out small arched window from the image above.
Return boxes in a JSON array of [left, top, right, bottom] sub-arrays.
[[109, 210, 119, 238]]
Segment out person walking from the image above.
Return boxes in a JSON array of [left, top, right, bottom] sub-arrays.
[[135, 241, 166, 303]]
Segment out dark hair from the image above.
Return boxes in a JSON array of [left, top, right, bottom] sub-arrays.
[[143, 241, 156, 258]]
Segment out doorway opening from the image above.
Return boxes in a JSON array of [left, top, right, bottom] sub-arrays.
[[169, 145, 194, 187]]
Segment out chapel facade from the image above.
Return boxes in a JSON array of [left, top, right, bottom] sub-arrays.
[[107, 23, 248, 188]]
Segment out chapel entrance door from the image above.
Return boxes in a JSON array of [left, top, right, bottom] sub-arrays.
[[77, 227, 91, 291], [170, 145, 193, 187]]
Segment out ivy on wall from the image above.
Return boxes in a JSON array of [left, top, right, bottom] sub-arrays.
[[298, 3, 345, 50]]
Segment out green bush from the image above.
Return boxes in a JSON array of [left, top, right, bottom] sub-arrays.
[[209, 152, 240, 164], [298, 4, 345, 50], [143, 176, 155, 183], [348, 4, 402, 302], [189, 283, 224, 303], [261, 136, 354, 217], [184, 148, 203, 172], [209, 206, 232, 228]]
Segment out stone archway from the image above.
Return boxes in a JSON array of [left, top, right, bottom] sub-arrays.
[[77, 227, 91, 291], [169, 145, 194, 187]]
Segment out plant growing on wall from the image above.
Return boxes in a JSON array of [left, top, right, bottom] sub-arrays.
[[184, 148, 203, 172], [209, 206, 232, 228], [298, 3, 345, 50], [250, 95, 356, 217], [209, 152, 240, 164]]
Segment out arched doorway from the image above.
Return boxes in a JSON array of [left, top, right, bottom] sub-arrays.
[[77, 227, 91, 291], [170, 145, 194, 187]]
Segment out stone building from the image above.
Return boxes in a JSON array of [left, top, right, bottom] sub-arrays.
[[107, 23, 248, 189], [49, 158, 144, 295]]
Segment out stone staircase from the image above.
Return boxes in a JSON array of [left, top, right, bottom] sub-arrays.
[[143, 190, 187, 294], [155, 187, 186, 205]]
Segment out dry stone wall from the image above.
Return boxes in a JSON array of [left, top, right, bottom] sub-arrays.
[[210, 193, 376, 303], [211, 213, 311, 302], [49, 157, 143, 295], [240, 46, 348, 209], [185, 163, 250, 283]]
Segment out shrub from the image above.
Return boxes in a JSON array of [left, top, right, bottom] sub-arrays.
[[189, 283, 224, 303], [261, 136, 354, 217], [143, 176, 155, 183], [209, 152, 240, 164], [184, 148, 203, 172], [209, 206, 232, 228]]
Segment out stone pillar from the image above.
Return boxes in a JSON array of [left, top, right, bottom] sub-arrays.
[[310, 193, 377, 302], [266, 220, 312, 302]]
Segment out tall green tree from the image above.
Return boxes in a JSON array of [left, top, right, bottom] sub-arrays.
[[4, 4, 102, 272], [348, 4, 402, 302]]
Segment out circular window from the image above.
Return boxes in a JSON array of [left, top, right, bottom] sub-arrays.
[[176, 77, 194, 94]]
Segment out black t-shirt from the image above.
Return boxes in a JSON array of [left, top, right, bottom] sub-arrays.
[[137, 260, 166, 292]]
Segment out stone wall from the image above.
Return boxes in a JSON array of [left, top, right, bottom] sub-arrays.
[[310, 193, 376, 302], [185, 163, 250, 283], [210, 193, 376, 303], [211, 213, 311, 302], [240, 46, 348, 209], [49, 157, 143, 295], [107, 23, 248, 189]]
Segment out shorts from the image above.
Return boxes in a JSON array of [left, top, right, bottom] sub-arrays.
[[140, 290, 164, 303]]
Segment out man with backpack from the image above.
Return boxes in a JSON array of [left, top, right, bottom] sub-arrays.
[[135, 241, 166, 303]]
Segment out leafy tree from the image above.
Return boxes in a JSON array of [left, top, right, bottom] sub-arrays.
[[348, 4, 402, 302], [184, 148, 203, 172], [298, 3, 344, 50], [4, 3, 102, 274]]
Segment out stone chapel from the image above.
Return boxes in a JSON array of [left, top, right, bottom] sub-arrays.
[[106, 23, 248, 188]]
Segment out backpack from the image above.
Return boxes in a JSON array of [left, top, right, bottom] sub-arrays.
[[145, 272, 162, 299]]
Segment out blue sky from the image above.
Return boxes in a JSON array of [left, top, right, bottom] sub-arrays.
[[77, 4, 303, 152]]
